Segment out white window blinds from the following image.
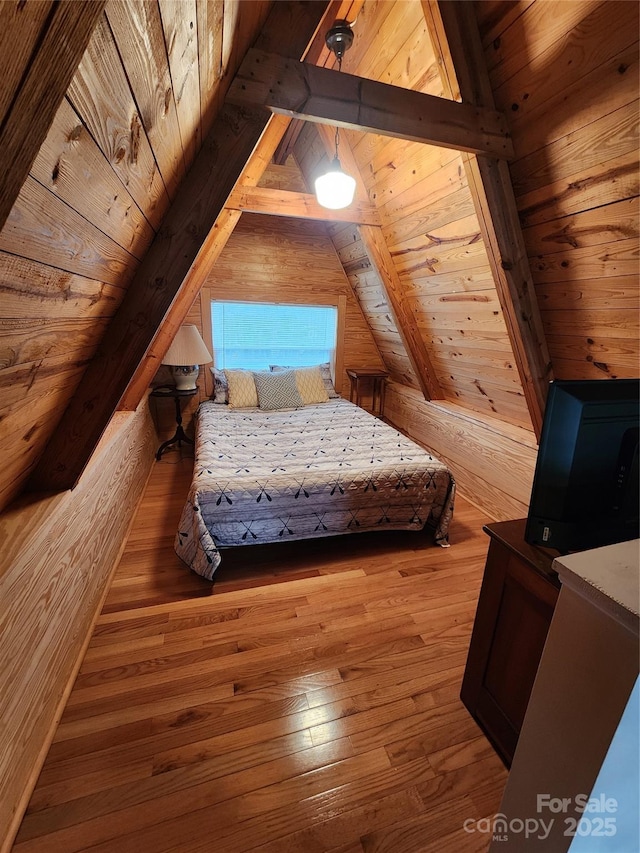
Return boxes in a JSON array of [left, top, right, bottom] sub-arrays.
[[211, 301, 338, 370]]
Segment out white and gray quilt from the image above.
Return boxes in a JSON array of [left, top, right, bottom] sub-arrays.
[[175, 399, 455, 580]]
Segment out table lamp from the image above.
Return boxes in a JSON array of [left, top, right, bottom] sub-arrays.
[[162, 325, 212, 390]]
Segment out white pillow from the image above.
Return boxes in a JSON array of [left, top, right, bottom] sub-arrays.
[[210, 367, 228, 403]]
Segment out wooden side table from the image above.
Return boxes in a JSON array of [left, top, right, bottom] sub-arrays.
[[346, 368, 388, 416], [150, 386, 197, 460]]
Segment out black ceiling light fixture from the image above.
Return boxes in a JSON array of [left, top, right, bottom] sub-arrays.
[[324, 19, 354, 69], [314, 19, 357, 210]]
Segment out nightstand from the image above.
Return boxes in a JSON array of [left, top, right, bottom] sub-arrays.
[[150, 386, 197, 460], [346, 368, 388, 416]]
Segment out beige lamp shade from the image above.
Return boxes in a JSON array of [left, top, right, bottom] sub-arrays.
[[162, 325, 212, 390]]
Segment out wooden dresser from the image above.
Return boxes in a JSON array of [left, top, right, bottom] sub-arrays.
[[461, 519, 561, 767]]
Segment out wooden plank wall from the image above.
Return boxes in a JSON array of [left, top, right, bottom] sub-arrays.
[[0, 398, 156, 853], [0, 0, 272, 513], [294, 0, 534, 431], [476, 0, 639, 380], [176, 211, 386, 432], [291, 0, 538, 519], [385, 381, 538, 522]]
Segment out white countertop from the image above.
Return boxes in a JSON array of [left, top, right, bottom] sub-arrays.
[[553, 539, 639, 637]]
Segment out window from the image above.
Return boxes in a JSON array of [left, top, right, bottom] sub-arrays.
[[211, 301, 338, 370]]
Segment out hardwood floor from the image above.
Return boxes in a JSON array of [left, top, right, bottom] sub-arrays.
[[12, 447, 508, 853]]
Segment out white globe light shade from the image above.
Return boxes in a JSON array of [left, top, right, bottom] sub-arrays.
[[314, 160, 356, 210]]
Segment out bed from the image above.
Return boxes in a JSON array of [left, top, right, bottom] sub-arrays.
[[175, 397, 456, 580]]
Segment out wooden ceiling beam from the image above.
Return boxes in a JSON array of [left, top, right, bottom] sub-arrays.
[[0, 1, 105, 232], [423, 1, 552, 437], [226, 185, 381, 225], [32, 2, 330, 492], [314, 124, 443, 402], [229, 48, 514, 159]]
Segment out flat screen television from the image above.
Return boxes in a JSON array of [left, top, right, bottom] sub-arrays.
[[525, 378, 639, 553]]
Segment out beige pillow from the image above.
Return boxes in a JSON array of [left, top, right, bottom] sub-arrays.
[[294, 366, 329, 404], [224, 369, 258, 408]]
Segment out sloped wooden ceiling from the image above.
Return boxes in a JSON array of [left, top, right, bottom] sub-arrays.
[[0, 0, 637, 513], [291, 0, 542, 429]]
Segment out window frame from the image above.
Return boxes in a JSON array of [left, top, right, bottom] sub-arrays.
[[200, 286, 346, 399]]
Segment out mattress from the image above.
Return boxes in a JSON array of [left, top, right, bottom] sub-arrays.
[[175, 398, 455, 580]]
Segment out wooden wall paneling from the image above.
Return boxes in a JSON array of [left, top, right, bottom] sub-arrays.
[[349, 0, 425, 87], [258, 159, 308, 192], [426, 0, 551, 438], [200, 214, 383, 395], [0, 364, 93, 511], [430, 381, 532, 432], [480, 0, 601, 88], [352, 133, 454, 198], [30, 97, 155, 259], [384, 381, 537, 521], [309, 0, 534, 429], [378, 157, 471, 234], [473, 0, 535, 51], [371, 15, 440, 95], [158, 0, 201, 172], [499, 33, 639, 162], [330, 0, 396, 77], [0, 252, 125, 320], [509, 103, 639, 201], [29, 99, 264, 491], [539, 309, 639, 342], [360, 224, 443, 401], [0, 177, 137, 286], [327, 222, 416, 389], [0, 351, 95, 412], [0, 399, 156, 853], [0, 317, 110, 371], [105, 0, 186, 200], [389, 229, 489, 278], [529, 236, 639, 284], [0, 1, 105, 233], [67, 13, 170, 231], [197, 0, 224, 141], [523, 197, 638, 258], [517, 150, 639, 231], [535, 276, 639, 313], [291, 121, 331, 188], [308, 124, 440, 401], [384, 210, 484, 267], [544, 335, 640, 381], [403, 266, 497, 297], [221, 0, 241, 82], [33, 0, 331, 492], [199, 287, 214, 401], [0, 1, 54, 127]]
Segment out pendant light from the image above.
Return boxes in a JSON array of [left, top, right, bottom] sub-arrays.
[[314, 20, 356, 211]]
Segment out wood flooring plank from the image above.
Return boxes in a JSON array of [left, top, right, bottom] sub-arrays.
[[360, 795, 479, 853], [11, 459, 507, 853], [250, 789, 424, 853]]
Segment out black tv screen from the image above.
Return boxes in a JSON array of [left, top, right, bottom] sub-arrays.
[[525, 378, 640, 553]]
